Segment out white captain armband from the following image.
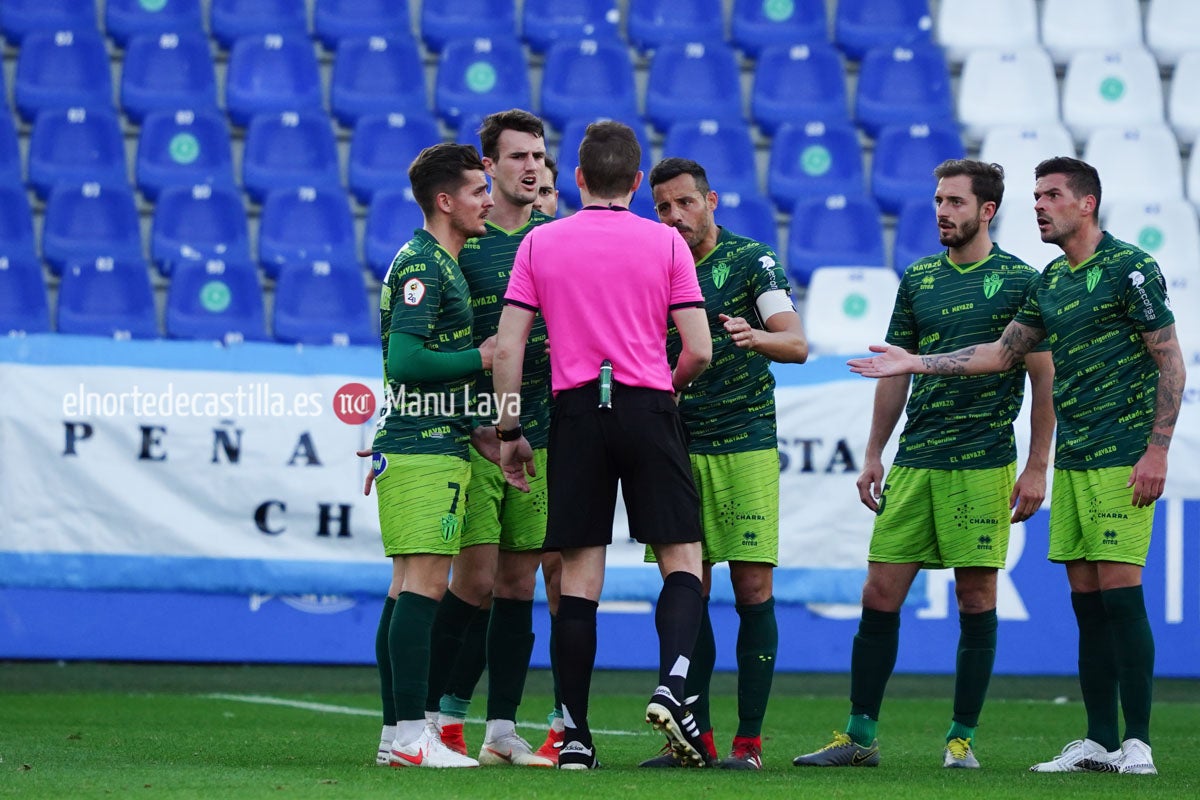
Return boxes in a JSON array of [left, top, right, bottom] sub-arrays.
[[755, 289, 795, 322]]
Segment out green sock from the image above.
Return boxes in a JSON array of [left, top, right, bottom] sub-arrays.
[[683, 598, 715, 734], [442, 604, 490, 705], [847, 607, 899, 745], [951, 608, 997, 737], [425, 590, 479, 713], [1072, 590, 1120, 751], [389, 591, 439, 721], [734, 596, 777, 738], [549, 612, 562, 717], [439, 693, 470, 719], [375, 596, 397, 725], [486, 598, 536, 721], [1102, 585, 1155, 746]]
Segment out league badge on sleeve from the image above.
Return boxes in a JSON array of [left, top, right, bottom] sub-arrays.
[[403, 278, 426, 306]]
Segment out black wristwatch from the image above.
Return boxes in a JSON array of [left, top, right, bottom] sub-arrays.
[[496, 424, 524, 442]]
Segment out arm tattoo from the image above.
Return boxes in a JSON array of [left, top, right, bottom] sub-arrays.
[[999, 325, 1039, 365], [1146, 326, 1185, 443], [920, 347, 977, 375]]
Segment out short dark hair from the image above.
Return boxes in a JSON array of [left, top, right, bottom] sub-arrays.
[[408, 143, 486, 216], [577, 121, 641, 199], [477, 109, 545, 160], [1035, 156, 1102, 218], [543, 152, 558, 183], [933, 159, 1005, 212], [648, 157, 711, 195]]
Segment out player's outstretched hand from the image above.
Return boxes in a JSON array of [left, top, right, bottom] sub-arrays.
[[848, 344, 916, 378], [500, 437, 535, 492], [356, 448, 375, 496]]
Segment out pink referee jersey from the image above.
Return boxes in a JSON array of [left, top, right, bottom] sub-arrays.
[[504, 206, 704, 394]]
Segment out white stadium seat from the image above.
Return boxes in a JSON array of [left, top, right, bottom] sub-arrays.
[[957, 47, 1059, 145], [1062, 48, 1164, 144], [1083, 125, 1184, 204], [1041, 0, 1143, 66], [978, 124, 1075, 222], [1168, 51, 1200, 147], [935, 0, 1038, 64], [1102, 199, 1200, 283], [994, 202, 1063, 271], [803, 266, 899, 357], [1146, 0, 1200, 67]]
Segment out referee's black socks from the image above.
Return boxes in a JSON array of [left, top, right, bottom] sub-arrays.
[[555, 595, 599, 743], [656, 571, 705, 700]]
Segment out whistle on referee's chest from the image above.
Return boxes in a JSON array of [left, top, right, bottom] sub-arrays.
[[598, 360, 613, 410]]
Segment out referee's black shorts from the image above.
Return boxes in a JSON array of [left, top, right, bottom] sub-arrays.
[[543, 381, 702, 550]]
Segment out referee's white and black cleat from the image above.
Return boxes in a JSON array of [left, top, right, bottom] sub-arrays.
[[557, 739, 599, 770], [645, 686, 710, 767]]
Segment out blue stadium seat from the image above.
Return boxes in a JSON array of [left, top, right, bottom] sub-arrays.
[[106, 0, 204, 48], [555, 115, 653, 209], [422, 0, 516, 54], [834, 0, 933, 61], [521, 0, 619, 55], [645, 41, 743, 133], [151, 184, 252, 275], [365, 187, 424, 279], [731, 0, 826, 58], [628, 190, 660, 221], [121, 31, 218, 124], [136, 109, 237, 201], [273, 261, 374, 346], [870, 122, 965, 215], [435, 36, 532, 129], [331, 35, 427, 128], [225, 33, 323, 127], [539, 38, 639, 133], [166, 258, 268, 343], [349, 112, 441, 204], [752, 43, 850, 137], [259, 186, 358, 278], [242, 111, 341, 204], [0, 0, 96, 44], [57, 256, 159, 339], [0, 185, 38, 262], [627, 0, 724, 53], [0, 111, 21, 190], [42, 183, 143, 276], [892, 198, 941, 274], [661, 120, 760, 198], [28, 107, 128, 200], [767, 120, 865, 210], [713, 191, 778, 254], [854, 43, 954, 139], [210, 0, 307, 50], [454, 113, 487, 146], [0, 254, 51, 335], [15, 29, 113, 123], [786, 194, 886, 287], [314, 0, 412, 51]]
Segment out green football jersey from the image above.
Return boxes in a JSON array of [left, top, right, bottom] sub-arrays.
[[373, 229, 476, 458], [459, 212, 553, 448], [669, 227, 792, 455], [888, 245, 1042, 469], [1014, 233, 1174, 469]]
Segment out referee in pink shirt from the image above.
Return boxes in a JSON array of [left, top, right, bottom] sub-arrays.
[[491, 121, 714, 769]]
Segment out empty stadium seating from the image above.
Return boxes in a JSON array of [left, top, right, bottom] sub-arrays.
[[935, 0, 1038, 64], [0, 185, 38, 262], [42, 183, 144, 276], [767, 120, 866, 210], [1103, 199, 1200, 281], [1, 0, 96, 45], [258, 186, 358, 278], [314, 0, 412, 52], [713, 191, 779, 256], [241, 111, 342, 203], [151, 184, 252, 275], [225, 33, 323, 127], [835, 0, 932, 62], [349, 112, 441, 204], [978, 124, 1076, 221], [1168, 52, 1200, 147], [15, 29, 112, 123], [0, 111, 21, 190], [166, 258, 268, 343], [871, 122, 966, 215], [210, 0, 308, 51], [957, 47, 1059, 145], [106, 0, 205, 49], [752, 42, 850, 136], [434, 36, 531, 129], [1082, 125, 1185, 204], [660, 120, 759, 198], [1061, 48, 1165, 144], [57, 256, 160, 340], [28, 107, 128, 200], [365, 187, 423, 279], [731, 0, 827, 59], [136, 109, 238, 201], [644, 41, 743, 133], [273, 261, 374, 346], [892, 198, 941, 274], [1041, 0, 1143, 66], [521, 0, 620, 55], [0, 254, 51, 335], [120, 31, 219, 124], [627, 0, 725, 53], [330, 35, 427, 128], [803, 266, 900, 356], [854, 43, 954, 138], [539, 38, 639, 133], [421, 0, 516, 55], [1146, 0, 1200, 67], [786, 194, 887, 287]]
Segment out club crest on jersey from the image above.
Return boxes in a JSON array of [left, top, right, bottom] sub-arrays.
[[403, 278, 426, 306], [372, 453, 387, 477], [982, 273, 1002, 299], [712, 261, 731, 288], [1086, 265, 1102, 293]]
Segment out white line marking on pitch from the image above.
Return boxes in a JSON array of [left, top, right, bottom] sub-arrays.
[[205, 693, 643, 736]]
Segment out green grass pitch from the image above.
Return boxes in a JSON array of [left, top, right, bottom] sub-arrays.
[[1, 663, 1197, 798]]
